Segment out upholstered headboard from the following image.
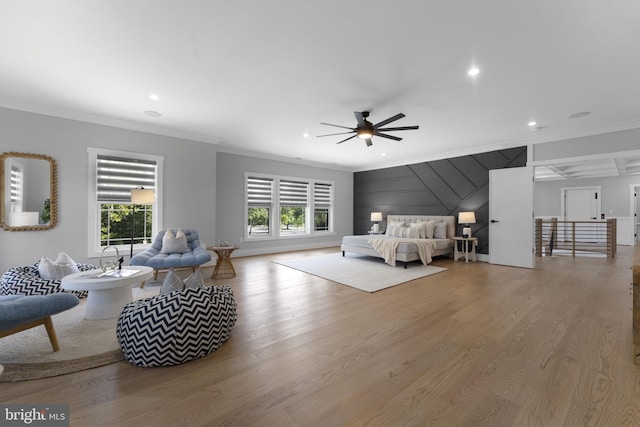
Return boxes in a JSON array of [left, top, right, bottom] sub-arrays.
[[386, 215, 456, 239]]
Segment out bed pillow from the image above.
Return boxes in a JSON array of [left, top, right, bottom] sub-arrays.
[[424, 221, 437, 239], [386, 225, 404, 237], [434, 221, 447, 239], [387, 225, 422, 238], [161, 229, 190, 254], [409, 222, 426, 239], [388, 220, 406, 228], [406, 227, 422, 239]]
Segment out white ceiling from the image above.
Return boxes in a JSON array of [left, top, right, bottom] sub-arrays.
[[1, 1, 640, 176]]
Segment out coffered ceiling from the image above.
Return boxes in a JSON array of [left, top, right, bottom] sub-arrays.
[[534, 156, 640, 181], [1, 1, 639, 177]]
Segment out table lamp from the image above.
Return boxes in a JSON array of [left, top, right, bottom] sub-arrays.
[[370, 212, 383, 233], [458, 211, 476, 238]]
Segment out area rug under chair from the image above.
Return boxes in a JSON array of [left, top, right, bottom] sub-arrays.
[[272, 252, 446, 292], [0, 285, 160, 382]]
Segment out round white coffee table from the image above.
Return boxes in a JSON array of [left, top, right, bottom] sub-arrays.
[[61, 266, 153, 320]]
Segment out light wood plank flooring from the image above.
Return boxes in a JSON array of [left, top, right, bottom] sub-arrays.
[[1, 246, 639, 426]]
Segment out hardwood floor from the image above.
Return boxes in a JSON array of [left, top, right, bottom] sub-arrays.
[[1, 247, 640, 426]]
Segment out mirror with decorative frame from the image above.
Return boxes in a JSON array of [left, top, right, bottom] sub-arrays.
[[0, 152, 57, 231]]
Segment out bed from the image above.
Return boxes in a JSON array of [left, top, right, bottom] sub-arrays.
[[341, 215, 456, 268]]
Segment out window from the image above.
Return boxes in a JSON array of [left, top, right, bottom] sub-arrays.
[[247, 176, 273, 237], [8, 160, 24, 212], [245, 173, 333, 240], [313, 183, 332, 232], [279, 179, 308, 236], [87, 148, 164, 257]]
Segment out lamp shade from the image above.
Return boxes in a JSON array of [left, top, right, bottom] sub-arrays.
[[131, 188, 155, 204], [370, 212, 383, 222], [458, 211, 476, 224]]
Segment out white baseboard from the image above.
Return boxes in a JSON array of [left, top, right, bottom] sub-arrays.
[[233, 240, 342, 258]]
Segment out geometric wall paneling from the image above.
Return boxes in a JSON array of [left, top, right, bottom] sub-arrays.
[[353, 146, 527, 254]]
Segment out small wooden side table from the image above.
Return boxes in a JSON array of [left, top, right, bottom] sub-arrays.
[[208, 246, 238, 279], [453, 237, 478, 263]]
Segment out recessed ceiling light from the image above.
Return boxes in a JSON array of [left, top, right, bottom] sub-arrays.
[[528, 121, 537, 127], [144, 110, 162, 117], [303, 132, 309, 138], [381, 153, 387, 156], [569, 111, 591, 119], [467, 67, 480, 77], [149, 94, 160, 101]]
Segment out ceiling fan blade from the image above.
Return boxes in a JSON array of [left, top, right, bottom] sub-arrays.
[[320, 122, 355, 131], [354, 111, 366, 127], [374, 113, 405, 128], [377, 125, 419, 132], [336, 135, 357, 144], [365, 138, 373, 147], [376, 133, 403, 141], [317, 131, 356, 138]]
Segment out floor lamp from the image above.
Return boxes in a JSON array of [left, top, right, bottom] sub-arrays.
[[130, 187, 155, 261]]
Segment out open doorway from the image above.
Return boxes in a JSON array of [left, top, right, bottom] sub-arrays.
[[560, 186, 602, 243]]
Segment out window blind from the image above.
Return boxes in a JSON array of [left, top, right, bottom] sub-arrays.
[[96, 155, 156, 202], [247, 176, 273, 207], [279, 180, 308, 206], [313, 183, 332, 207], [10, 165, 21, 204]]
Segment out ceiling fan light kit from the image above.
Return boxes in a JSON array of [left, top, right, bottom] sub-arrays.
[[318, 111, 419, 147]]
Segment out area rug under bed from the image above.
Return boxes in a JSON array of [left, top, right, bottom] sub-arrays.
[[272, 252, 446, 292]]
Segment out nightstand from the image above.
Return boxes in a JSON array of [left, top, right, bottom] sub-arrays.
[[368, 230, 385, 235], [453, 237, 478, 263]]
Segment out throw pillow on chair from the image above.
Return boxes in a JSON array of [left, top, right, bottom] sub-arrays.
[[1, 260, 99, 298]]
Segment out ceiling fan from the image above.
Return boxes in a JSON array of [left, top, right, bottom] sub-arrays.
[[317, 111, 419, 147]]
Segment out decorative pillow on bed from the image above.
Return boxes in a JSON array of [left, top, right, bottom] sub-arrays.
[[409, 222, 426, 239], [424, 221, 437, 239], [387, 225, 422, 238], [434, 221, 447, 239], [386, 225, 404, 237], [388, 220, 406, 228]]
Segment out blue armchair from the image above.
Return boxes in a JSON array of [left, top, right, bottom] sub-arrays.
[[130, 229, 211, 281], [0, 293, 80, 352]]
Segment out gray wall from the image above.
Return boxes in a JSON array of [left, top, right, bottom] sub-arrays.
[[533, 127, 640, 162], [534, 175, 640, 217], [0, 107, 218, 273], [216, 152, 353, 256], [353, 147, 527, 255]]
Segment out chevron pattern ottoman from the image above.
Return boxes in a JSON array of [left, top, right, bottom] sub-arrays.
[[116, 285, 237, 367], [0, 263, 99, 298]]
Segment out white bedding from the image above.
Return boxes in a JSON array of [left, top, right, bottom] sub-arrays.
[[369, 237, 435, 266], [341, 215, 456, 267]]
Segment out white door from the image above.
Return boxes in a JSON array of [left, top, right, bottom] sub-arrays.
[[562, 187, 601, 242], [489, 166, 534, 268], [563, 187, 600, 221]]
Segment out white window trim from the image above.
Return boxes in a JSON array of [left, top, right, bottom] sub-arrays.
[[244, 172, 334, 242], [87, 147, 164, 258]]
